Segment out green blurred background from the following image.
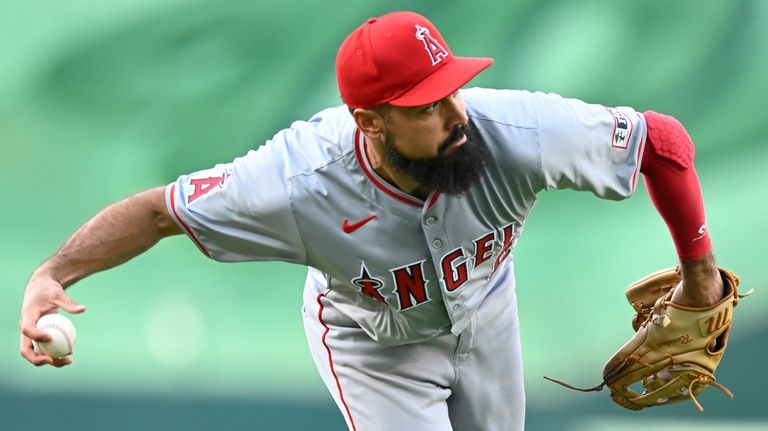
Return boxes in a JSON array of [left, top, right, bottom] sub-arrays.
[[2, 0, 766, 429]]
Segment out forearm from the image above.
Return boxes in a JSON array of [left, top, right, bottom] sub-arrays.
[[32, 186, 181, 288], [640, 111, 722, 305], [640, 111, 711, 260]]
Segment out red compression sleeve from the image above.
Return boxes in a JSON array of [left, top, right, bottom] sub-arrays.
[[640, 110, 711, 260]]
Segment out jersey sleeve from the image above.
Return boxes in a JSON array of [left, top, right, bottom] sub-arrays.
[[534, 92, 647, 200], [165, 138, 307, 264]]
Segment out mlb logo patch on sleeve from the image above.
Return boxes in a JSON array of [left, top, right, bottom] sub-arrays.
[[606, 107, 634, 149]]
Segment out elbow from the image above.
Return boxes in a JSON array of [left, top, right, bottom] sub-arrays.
[[640, 110, 695, 175], [141, 186, 182, 237]]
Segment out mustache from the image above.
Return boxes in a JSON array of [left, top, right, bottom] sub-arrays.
[[437, 124, 468, 155], [383, 120, 491, 196]]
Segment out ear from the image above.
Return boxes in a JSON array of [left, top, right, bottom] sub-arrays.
[[352, 108, 386, 140]]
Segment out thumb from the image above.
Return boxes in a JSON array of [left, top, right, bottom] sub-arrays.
[[56, 295, 86, 314]]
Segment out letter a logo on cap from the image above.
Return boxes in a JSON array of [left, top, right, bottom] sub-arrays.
[[415, 25, 448, 66]]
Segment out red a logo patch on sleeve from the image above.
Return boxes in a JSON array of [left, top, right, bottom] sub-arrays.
[[187, 172, 229, 204]]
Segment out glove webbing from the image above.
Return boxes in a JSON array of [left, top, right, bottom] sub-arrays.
[[543, 352, 736, 411]]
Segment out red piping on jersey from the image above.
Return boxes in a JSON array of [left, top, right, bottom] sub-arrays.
[[426, 191, 441, 210], [316, 293, 358, 431], [354, 128, 441, 209], [630, 115, 647, 192], [169, 184, 212, 258]]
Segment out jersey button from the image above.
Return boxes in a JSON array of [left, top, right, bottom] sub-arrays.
[[425, 216, 437, 226], [431, 238, 443, 249]]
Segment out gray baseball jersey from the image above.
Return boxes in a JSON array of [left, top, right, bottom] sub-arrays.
[[165, 87, 646, 430], [166, 87, 645, 343]]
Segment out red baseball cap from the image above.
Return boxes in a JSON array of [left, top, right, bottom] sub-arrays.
[[336, 11, 494, 109]]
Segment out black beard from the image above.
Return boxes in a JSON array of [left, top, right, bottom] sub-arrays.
[[384, 122, 491, 196]]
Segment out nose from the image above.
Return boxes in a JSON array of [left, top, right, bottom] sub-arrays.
[[443, 91, 468, 130]]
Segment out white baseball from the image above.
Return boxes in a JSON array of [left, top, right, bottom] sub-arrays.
[[32, 314, 77, 358]]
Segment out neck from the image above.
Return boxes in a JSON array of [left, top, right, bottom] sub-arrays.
[[365, 138, 431, 200]]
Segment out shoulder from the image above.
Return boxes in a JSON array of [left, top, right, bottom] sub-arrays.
[[462, 87, 538, 128], [463, 88, 605, 128], [245, 105, 356, 179]]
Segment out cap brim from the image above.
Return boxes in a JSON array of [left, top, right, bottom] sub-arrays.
[[388, 56, 494, 107]]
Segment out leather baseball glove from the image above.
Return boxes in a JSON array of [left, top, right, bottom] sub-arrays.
[[546, 267, 751, 411]]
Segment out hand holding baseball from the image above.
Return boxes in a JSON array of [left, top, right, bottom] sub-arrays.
[[32, 314, 77, 359], [20, 273, 86, 367]]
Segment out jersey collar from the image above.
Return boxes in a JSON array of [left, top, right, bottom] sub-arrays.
[[354, 128, 440, 210]]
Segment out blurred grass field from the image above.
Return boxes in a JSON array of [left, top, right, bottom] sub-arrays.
[[2, 1, 766, 429]]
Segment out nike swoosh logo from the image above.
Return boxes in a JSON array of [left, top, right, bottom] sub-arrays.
[[342, 214, 376, 234]]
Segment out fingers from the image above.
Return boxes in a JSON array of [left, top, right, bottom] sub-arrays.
[[19, 327, 74, 367], [20, 288, 85, 342], [55, 296, 86, 315], [20, 309, 51, 343], [19, 309, 54, 366], [51, 356, 73, 368], [19, 336, 53, 366], [19, 344, 73, 368]]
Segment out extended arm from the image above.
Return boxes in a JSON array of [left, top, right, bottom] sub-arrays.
[[20, 186, 181, 366], [640, 111, 722, 307]]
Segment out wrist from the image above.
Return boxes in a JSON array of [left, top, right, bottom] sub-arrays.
[[30, 256, 72, 289], [672, 252, 723, 307]]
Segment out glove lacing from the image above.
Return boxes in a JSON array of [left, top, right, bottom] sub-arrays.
[[544, 353, 735, 411]]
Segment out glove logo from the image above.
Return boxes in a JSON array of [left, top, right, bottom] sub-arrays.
[[656, 334, 692, 348], [703, 308, 731, 336]]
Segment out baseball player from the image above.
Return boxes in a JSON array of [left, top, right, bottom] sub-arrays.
[[20, 11, 727, 431]]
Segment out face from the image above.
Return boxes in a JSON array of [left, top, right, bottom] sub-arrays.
[[379, 92, 491, 195]]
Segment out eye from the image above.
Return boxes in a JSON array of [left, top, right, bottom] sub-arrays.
[[423, 101, 439, 112]]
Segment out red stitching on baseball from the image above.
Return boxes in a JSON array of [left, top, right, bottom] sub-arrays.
[[41, 323, 73, 356]]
